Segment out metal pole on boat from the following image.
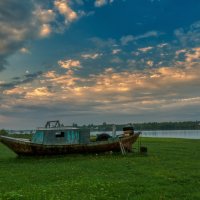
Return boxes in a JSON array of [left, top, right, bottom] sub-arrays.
[[119, 140, 126, 155]]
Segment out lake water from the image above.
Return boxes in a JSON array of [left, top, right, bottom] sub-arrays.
[[91, 130, 200, 139]]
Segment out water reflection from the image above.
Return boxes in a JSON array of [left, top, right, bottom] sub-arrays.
[[91, 130, 200, 139], [141, 130, 200, 139]]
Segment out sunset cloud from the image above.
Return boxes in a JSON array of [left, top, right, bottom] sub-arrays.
[[26, 87, 53, 98], [3, 86, 27, 95], [54, 0, 78, 23], [35, 8, 56, 24], [58, 59, 81, 69], [146, 60, 154, 67], [185, 47, 200, 62], [3, 58, 200, 114], [1, 55, 200, 128], [39, 24, 52, 37], [175, 49, 187, 57]]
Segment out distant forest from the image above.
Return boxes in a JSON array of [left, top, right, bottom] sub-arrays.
[[78, 121, 200, 131], [0, 121, 200, 133]]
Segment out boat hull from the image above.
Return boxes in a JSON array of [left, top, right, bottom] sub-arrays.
[[0, 134, 140, 156]]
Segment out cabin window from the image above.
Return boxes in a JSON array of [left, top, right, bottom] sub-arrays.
[[55, 132, 64, 138]]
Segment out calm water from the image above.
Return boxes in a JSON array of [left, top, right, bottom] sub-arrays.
[[91, 130, 200, 139]]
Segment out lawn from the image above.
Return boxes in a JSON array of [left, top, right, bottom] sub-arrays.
[[0, 137, 199, 200]]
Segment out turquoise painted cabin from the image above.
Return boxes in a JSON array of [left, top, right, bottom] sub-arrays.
[[31, 121, 90, 145]]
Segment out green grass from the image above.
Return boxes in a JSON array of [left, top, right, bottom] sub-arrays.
[[0, 138, 200, 200]]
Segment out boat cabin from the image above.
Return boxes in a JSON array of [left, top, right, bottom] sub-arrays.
[[31, 121, 90, 145]]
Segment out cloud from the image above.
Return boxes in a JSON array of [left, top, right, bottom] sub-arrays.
[[157, 43, 168, 48], [54, 0, 78, 23], [90, 37, 116, 48], [112, 49, 121, 55], [34, 7, 56, 37], [94, 0, 114, 7], [58, 59, 81, 69], [0, 0, 39, 71], [0, 0, 84, 72], [120, 31, 159, 45], [3, 86, 27, 96], [0, 71, 43, 91], [185, 47, 200, 62], [146, 60, 154, 67], [81, 53, 102, 59], [43, 70, 81, 88], [39, 24, 52, 37], [136, 31, 159, 39], [3, 57, 200, 103], [138, 46, 153, 52], [1, 54, 200, 127], [175, 49, 187, 57], [175, 21, 200, 46], [26, 87, 53, 98], [34, 8, 56, 24], [19, 47, 30, 54], [120, 35, 134, 45]]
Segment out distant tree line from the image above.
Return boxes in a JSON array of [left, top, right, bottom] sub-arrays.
[[133, 121, 200, 131], [1, 121, 200, 133], [79, 121, 200, 131]]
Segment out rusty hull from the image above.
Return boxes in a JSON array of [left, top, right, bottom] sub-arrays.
[[0, 133, 140, 156]]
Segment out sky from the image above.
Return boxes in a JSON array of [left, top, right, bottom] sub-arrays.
[[1, 0, 200, 129]]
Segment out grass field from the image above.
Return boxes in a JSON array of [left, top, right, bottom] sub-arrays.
[[0, 137, 200, 200]]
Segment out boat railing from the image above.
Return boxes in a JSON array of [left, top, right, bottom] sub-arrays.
[[37, 126, 79, 131]]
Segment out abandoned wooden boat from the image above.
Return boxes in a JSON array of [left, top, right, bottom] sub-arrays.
[[0, 121, 140, 156]]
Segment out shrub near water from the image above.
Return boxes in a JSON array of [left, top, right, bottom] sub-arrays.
[[0, 130, 8, 136], [0, 138, 200, 200]]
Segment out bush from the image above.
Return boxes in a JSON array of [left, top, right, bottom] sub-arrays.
[[0, 129, 8, 136]]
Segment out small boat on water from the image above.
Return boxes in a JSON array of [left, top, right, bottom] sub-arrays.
[[0, 121, 140, 156]]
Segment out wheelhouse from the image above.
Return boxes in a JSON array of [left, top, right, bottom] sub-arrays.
[[31, 121, 90, 145]]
